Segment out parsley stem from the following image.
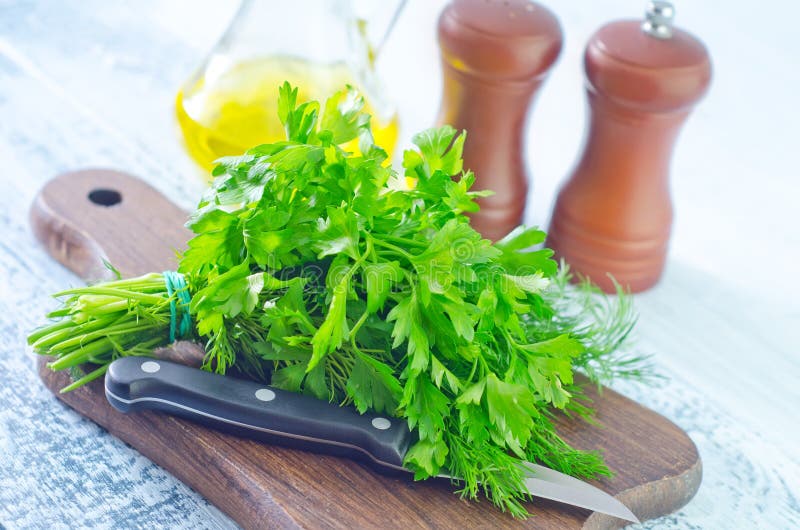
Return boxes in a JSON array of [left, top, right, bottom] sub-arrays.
[[50, 322, 165, 353], [369, 236, 415, 261], [348, 310, 370, 350], [466, 357, 479, 382], [47, 337, 114, 370], [59, 364, 108, 393], [26, 319, 75, 344], [381, 235, 427, 249], [52, 287, 166, 305]]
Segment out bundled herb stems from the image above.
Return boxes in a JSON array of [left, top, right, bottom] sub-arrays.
[[28, 273, 173, 392]]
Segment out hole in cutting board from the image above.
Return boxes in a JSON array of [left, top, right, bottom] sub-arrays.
[[88, 189, 122, 207]]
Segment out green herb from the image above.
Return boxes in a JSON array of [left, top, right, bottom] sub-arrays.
[[29, 82, 654, 517], [27, 271, 173, 392]]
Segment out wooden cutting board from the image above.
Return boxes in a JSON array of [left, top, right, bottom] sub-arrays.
[[30, 169, 701, 529]]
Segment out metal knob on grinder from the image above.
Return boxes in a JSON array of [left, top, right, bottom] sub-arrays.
[[642, 0, 675, 39], [436, 0, 563, 241], [547, 2, 711, 293]]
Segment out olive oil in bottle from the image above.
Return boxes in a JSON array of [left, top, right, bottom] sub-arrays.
[[176, 56, 399, 172]]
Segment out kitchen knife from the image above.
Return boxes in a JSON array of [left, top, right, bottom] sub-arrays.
[[105, 356, 639, 523]]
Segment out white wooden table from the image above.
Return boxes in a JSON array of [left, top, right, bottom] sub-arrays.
[[0, 1, 798, 528]]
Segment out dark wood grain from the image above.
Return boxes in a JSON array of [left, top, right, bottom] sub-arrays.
[[30, 170, 701, 529]]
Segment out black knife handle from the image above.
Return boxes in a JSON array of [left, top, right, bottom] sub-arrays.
[[104, 356, 413, 474]]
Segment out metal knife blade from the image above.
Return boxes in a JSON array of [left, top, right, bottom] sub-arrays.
[[104, 356, 638, 523], [521, 464, 639, 523]]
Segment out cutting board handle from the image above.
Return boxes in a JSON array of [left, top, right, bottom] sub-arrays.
[[30, 168, 205, 365], [29, 168, 193, 280]]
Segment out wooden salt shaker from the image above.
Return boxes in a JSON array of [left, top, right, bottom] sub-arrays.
[[547, 1, 711, 293], [436, 0, 562, 241]]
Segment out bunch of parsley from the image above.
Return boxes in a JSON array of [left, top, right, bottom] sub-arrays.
[[30, 83, 651, 517]]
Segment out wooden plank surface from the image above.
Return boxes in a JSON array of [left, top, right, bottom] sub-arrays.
[[29, 169, 701, 529]]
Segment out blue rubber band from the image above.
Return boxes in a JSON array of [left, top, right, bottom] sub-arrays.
[[163, 271, 191, 342]]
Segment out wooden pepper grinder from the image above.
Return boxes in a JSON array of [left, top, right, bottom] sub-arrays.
[[547, 1, 711, 292], [436, 0, 562, 241]]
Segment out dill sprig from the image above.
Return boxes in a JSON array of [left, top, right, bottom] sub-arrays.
[[529, 263, 660, 387]]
